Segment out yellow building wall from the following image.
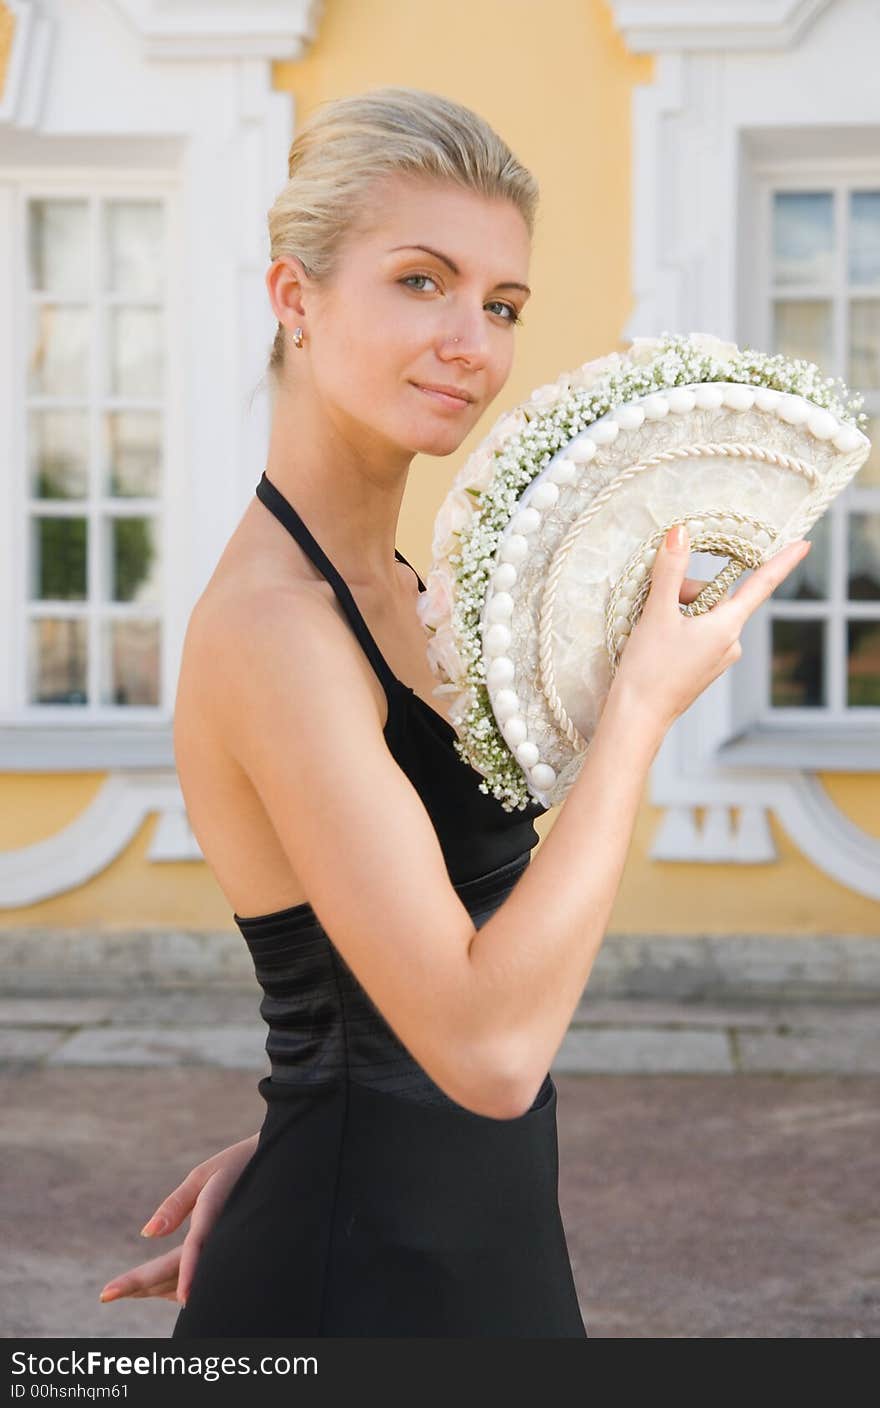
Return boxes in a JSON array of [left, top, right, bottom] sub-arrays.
[[2, 0, 878, 936], [0, 4, 16, 99]]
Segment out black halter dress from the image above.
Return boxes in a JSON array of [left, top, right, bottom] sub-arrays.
[[171, 471, 587, 1339]]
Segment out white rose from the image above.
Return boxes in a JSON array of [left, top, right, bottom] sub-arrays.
[[528, 381, 565, 408], [448, 685, 476, 726], [415, 562, 455, 631], [452, 443, 496, 494], [485, 407, 527, 450], [569, 351, 624, 390], [626, 336, 665, 367], [431, 487, 475, 559], [426, 624, 466, 684], [688, 331, 739, 365], [432, 680, 475, 727]]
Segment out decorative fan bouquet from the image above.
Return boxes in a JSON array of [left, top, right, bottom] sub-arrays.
[[416, 331, 871, 812]]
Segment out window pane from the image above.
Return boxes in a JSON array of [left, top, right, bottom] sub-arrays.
[[849, 191, 880, 285], [771, 512, 831, 601], [847, 620, 880, 706], [104, 200, 164, 299], [101, 619, 160, 706], [31, 517, 87, 600], [770, 619, 825, 707], [106, 515, 160, 604], [772, 300, 832, 369], [848, 513, 880, 600], [27, 198, 89, 296], [29, 410, 89, 498], [103, 411, 162, 497], [855, 414, 880, 486], [108, 306, 162, 398], [849, 299, 880, 389], [28, 304, 90, 396], [28, 618, 88, 705], [772, 192, 833, 285]]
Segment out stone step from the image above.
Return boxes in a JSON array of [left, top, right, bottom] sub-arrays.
[[0, 995, 877, 1074]]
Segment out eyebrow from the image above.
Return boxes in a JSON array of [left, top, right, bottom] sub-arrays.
[[387, 243, 531, 296]]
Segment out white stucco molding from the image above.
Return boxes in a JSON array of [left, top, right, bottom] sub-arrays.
[[0, 0, 54, 128], [108, 0, 323, 61], [608, 0, 832, 52], [650, 711, 880, 899], [0, 773, 201, 909]]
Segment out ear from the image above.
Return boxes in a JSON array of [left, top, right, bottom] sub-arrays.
[[265, 254, 311, 332]]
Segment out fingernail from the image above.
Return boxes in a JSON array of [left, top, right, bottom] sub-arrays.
[[99, 1288, 119, 1302], [666, 523, 687, 550], [141, 1214, 167, 1237]]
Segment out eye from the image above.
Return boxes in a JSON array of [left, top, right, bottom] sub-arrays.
[[400, 273, 439, 293], [486, 300, 523, 326]]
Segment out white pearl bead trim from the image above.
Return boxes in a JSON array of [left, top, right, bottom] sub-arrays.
[[548, 457, 577, 484], [509, 506, 542, 535], [492, 561, 518, 591], [484, 622, 512, 655], [481, 382, 869, 806]]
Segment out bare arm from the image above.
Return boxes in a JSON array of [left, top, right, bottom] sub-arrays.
[[201, 528, 808, 1121], [464, 528, 812, 1111], [463, 679, 662, 1107]]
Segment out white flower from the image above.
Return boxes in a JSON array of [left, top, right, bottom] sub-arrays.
[[430, 487, 475, 559], [433, 680, 476, 726], [528, 381, 565, 408], [415, 562, 456, 631], [687, 331, 739, 365], [569, 351, 624, 390], [485, 407, 527, 450], [426, 623, 466, 684], [626, 335, 665, 367], [452, 443, 497, 494]]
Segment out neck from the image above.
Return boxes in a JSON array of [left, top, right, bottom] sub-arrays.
[[263, 381, 415, 592]]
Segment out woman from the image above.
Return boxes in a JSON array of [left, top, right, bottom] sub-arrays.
[[98, 86, 810, 1337]]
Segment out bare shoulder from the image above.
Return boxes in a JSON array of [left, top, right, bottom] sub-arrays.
[[178, 573, 385, 749]]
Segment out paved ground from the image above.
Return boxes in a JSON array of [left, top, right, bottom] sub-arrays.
[[2, 991, 878, 1339]]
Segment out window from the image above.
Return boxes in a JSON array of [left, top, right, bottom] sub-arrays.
[[752, 175, 880, 724], [12, 185, 171, 721]]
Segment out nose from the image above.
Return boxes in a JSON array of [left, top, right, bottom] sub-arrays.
[[438, 308, 491, 365]]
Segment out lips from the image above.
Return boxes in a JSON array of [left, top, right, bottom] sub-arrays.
[[412, 382, 474, 406]]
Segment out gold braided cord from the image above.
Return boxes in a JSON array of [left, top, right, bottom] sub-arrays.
[[604, 519, 770, 670], [535, 440, 827, 749]]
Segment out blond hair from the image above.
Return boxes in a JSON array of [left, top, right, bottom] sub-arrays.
[[264, 85, 539, 385]]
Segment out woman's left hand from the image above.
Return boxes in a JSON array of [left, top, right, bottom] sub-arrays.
[[98, 1132, 260, 1307]]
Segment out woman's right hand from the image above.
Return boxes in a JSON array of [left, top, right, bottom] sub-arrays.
[[610, 521, 812, 732], [98, 1132, 260, 1308]]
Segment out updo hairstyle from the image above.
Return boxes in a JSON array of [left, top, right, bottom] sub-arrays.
[[264, 85, 540, 388]]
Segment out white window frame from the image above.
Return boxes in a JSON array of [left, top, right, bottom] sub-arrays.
[[0, 1, 319, 895], [722, 155, 880, 768], [0, 165, 183, 769]]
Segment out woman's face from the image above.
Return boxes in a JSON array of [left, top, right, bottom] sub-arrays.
[[273, 174, 532, 460]]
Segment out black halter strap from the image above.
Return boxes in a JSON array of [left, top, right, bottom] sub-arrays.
[[255, 471, 425, 699]]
